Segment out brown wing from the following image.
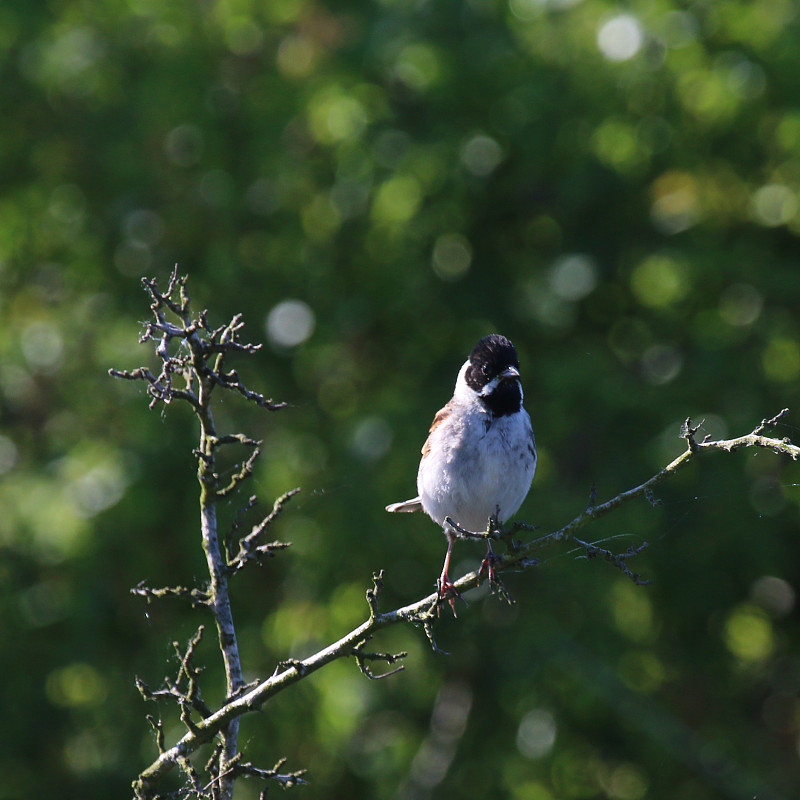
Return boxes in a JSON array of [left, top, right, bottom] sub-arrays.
[[421, 400, 454, 458]]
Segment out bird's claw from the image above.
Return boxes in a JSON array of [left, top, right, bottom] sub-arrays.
[[437, 575, 461, 617], [478, 541, 500, 585]]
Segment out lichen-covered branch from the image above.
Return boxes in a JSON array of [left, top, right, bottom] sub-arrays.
[[227, 488, 300, 575]]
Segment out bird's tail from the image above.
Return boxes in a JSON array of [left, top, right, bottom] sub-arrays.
[[385, 497, 423, 514]]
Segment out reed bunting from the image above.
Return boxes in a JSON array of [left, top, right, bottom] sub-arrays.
[[386, 334, 536, 612]]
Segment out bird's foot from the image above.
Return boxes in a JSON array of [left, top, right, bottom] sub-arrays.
[[478, 541, 513, 603], [437, 573, 461, 617], [478, 540, 500, 585]]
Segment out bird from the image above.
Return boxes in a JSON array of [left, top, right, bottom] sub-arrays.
[[386, 334, 536, 612]]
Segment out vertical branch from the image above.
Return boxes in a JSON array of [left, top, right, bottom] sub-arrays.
[[195, 384, 244, 797]]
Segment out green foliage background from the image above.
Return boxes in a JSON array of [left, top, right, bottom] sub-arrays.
[[2, 0, 800, 797]]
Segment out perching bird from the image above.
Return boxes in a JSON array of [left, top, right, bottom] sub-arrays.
[[386, 334, 536, 611]]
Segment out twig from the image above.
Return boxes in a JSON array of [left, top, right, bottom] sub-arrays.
[[352, 637, 408, 679], [225, 758, 307, 791], [227, 489, 300, 575], [573, 539, 651, 585], [130, 580, 209, 608]]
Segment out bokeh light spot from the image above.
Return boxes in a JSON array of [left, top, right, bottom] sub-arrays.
[[165, 124, 204, 167], [618, 650, 666, 693], [597, 14, 643, 62], [630, 253, 690, 308], [718, 283, 763, 326], [508, 0, 543, 22], [751, 183, 798, 227], [775, 112, 800, 153], [549, 253, 597, 301], [72, 461, 129, 518], [432, 233, 472, 281], [224, 17, 263, 55], [351, 417, 393, 462], [277, 35, 316, 78], [114, 240, 152, 276], [650, 170, 700, 234], [723, 604, 774, 662], [124, 209, 164, 246], [266, 300, 316, 348], [393, 43, 442, 91], [751, 575, 795, 616], [318, 376, 358, 418], [605, 763, 648, 800], [461, 134, 503, 177], [641, 344, 682, 385], [509, 782, 554, 800], [19, 580, 70, 628], [48, 183, 86, 225], [762, 336, 800, 382], [330, 178, 370, 219], [302, 193, 341, 241], [371, 175, 422, 225], [660, 10, 698, 49], [517, 709, 557, 758], [678, 69, 738, 123], [263, 0, 307, 24], [307, 87, 368, 145], [749, 475, 786, 517], [593, 118, 643, 174], [610, 580, 655, 642], [46, 662, 108, 708], [21, 320, 63, 372]]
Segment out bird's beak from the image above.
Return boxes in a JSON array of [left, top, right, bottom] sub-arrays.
[[500, 366, 520, 380]]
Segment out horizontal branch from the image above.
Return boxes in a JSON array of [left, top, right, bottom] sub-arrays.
[[205, 368, 288, 411], [133, 410, 797, 796], [133, 581, 438, 795], [528, 409, 798, 554], [131, 581, 209, 607]]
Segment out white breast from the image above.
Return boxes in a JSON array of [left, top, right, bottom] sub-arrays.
[[417, 398, 536, 532]]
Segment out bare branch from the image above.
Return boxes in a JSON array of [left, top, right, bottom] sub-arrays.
[[227, 488, 300, 574], [754, 407, 790, 435], [352, 638, 408, 679], [145, 715, 165, 754], [229, 758, 307, 790], [135, 628, 212, 729], [573, 539, 651, 585], [365, 570, 385, 619], [205, 367, 289, 411], [131, 581, 210, 608], [214, 442, 262, 500]]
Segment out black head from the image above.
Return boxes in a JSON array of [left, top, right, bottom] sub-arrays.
[[464, 334, 523, 417]]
